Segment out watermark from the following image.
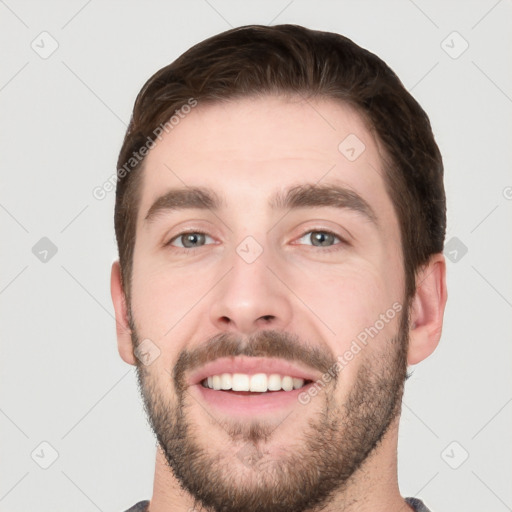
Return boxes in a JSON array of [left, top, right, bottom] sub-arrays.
[[134, 338, 161, 366], [444, 236, 468, 263], [440, 440, 469, 469], [440, 31, 469, 60], [92, 97, 198, 200], [31, 441, 59, 469], [236, 443, 276, 472], [32, 236, 58, 263], [298, 301, 402, 405], [236, 235, 264, 264], [338, 133, 366, 162], [31, 31, 59, 60]]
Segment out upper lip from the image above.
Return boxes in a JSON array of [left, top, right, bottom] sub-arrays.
[[188, 356, 322, 386]]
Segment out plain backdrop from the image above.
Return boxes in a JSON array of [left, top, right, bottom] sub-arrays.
[[1, 1, 511, 511]]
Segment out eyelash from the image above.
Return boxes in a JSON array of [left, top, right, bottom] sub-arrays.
[[165, 229, 347, 254], [165, 230, 215, 254], [294, 229, 347, 253]]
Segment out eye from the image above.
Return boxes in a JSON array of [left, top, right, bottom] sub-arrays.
[[296, 230, 345, 249], [167, 231, 215, 250]]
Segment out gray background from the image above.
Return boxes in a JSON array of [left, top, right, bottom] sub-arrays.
[[1, 0, 511, 511]]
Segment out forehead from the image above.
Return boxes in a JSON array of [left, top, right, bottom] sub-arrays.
[[136, 95, 397, 233]]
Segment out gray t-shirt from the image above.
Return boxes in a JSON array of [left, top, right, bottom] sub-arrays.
[[123, 496, 431, 511]]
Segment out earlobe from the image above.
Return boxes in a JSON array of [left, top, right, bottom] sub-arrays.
[[407, 253, 448, 365], [110, 261, 137, 366]]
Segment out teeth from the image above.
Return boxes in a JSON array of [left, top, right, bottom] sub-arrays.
[[212, 375, 221, 390], [201, 373, 306, 392], [268, 374, 282, 391], [292, 377, 304, 390], [220, 373, 232, 390], [281, 376, 293, 391], [249, 373, 267, 392], [232, 373, 250, 391]]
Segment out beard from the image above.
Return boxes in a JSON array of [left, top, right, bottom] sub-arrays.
[[131, 307, 409, 512]]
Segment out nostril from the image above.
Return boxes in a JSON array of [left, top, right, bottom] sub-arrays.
[[260, 315, 274, 322]]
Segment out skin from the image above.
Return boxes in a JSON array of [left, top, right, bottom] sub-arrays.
[[111, 95, 447, 512]]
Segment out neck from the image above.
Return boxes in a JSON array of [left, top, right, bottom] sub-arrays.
[[147, 416, 413, 512]]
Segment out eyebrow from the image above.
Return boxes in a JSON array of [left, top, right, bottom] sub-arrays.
[[144, 187, 225, 224], [270, 183, 377, 225], [144, 184, 377, 226]]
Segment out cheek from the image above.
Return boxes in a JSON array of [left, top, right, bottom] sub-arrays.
[[130, 255, 225, 381], [130, 250, 215, 337], [287, 260, 403, 385], [292, 261, 400, 336]]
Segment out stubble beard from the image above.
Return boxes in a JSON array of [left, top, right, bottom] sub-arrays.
[[132, 310, 409, 512]]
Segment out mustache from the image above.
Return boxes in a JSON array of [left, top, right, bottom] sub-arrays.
[[173, 330, 338, 388]]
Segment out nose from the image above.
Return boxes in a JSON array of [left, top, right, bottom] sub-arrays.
[[209, 244, 293, 336]]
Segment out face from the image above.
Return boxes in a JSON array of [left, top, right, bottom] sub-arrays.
[[128, 96, 409, 512]]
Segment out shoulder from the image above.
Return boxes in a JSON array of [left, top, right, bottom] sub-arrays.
[[122, 500, 150, 512], [405, 497, 432, 512]]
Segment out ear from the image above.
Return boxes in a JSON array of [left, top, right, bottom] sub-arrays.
[[110, 260, 136, 365], [407, 253, 448, 365]]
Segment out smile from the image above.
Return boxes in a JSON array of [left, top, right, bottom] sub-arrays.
[[186, 357, 322, 415], [201, 373, 309, 392]]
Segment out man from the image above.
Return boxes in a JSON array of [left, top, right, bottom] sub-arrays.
[[111, 24, 447, 512]]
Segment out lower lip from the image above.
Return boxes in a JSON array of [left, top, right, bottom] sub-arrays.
[[192, 383, 312, 416]]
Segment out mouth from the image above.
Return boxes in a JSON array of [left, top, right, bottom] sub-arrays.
[[200, 373, 312, 393], [187, 357, 319, 415]]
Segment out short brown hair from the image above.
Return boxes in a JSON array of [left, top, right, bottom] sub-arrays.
[[115, 24, 446, 305]]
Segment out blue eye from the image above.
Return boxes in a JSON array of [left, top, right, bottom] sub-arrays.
[[165, 229, 346, 254], [297, 230, 343, 248], [168, 232, 214, 249]]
